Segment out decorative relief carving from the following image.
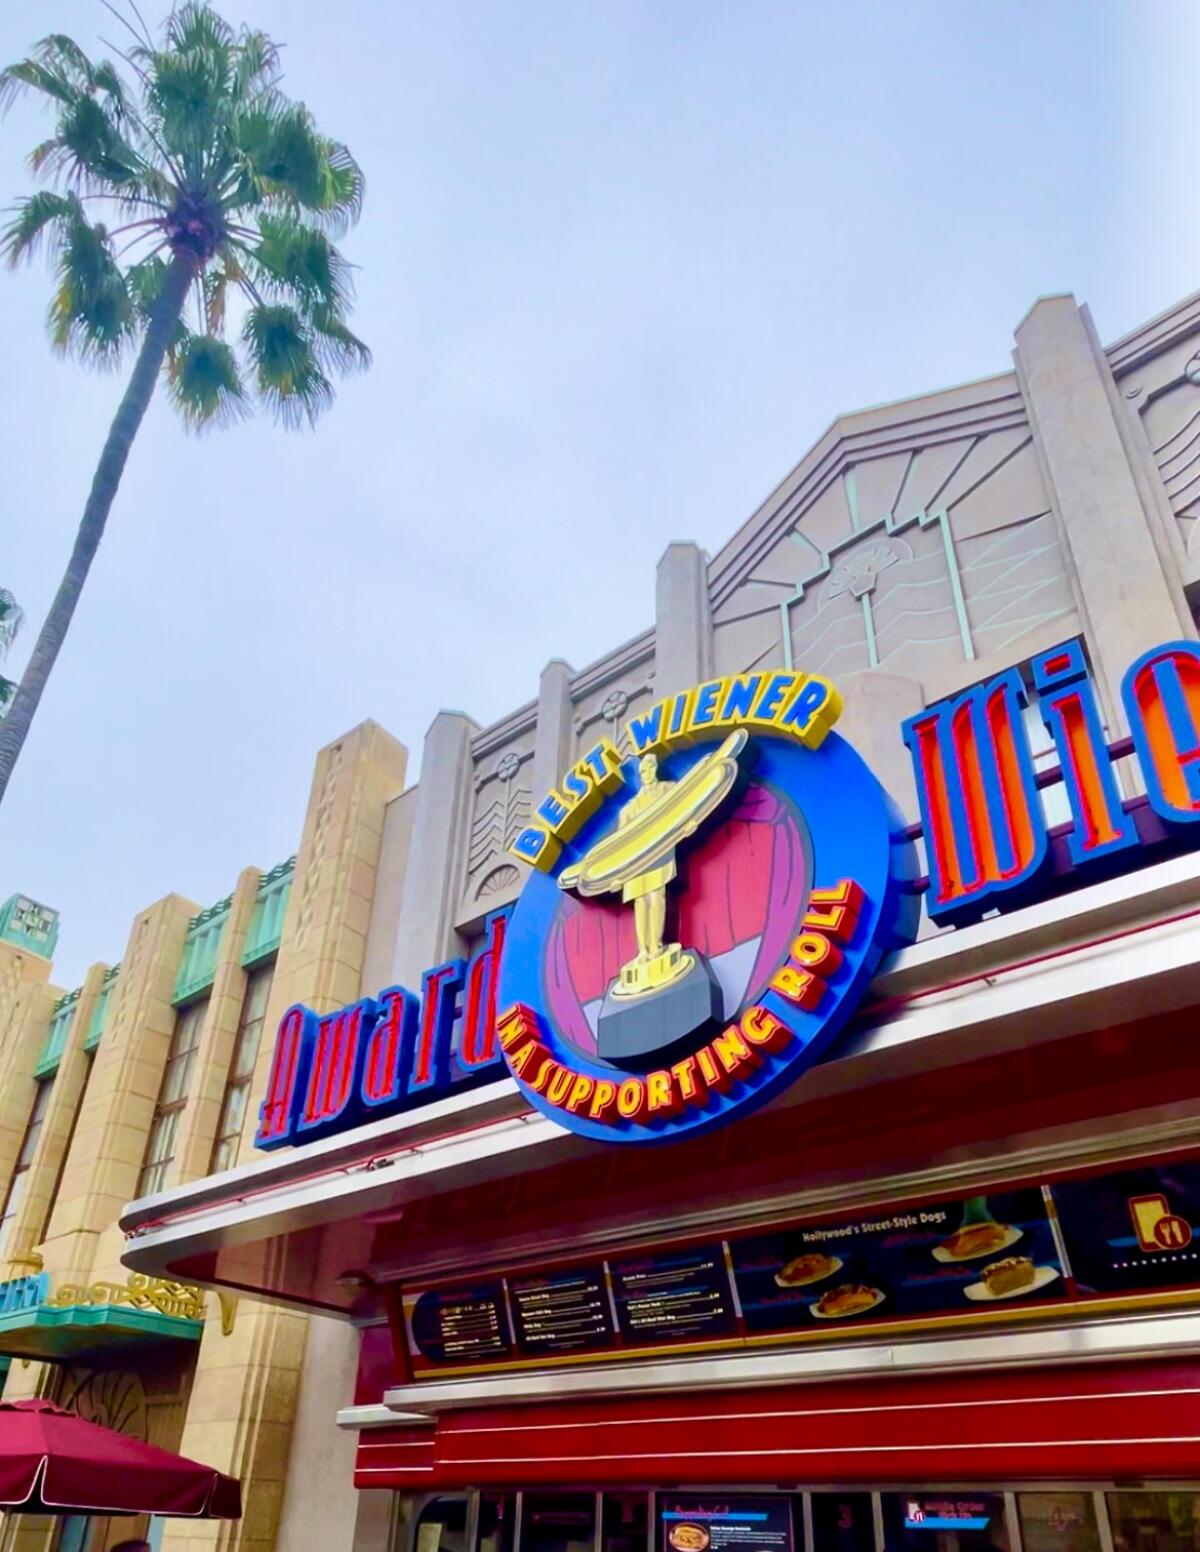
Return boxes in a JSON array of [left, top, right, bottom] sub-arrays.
[[713, 432, 1070, 682], [56, 1364, 147, 1440], [476, 863, 521, 899], [465, 740, 533, 902], [50, 1272, 205, 1322], [1120, 345, 1200, 560], [573, 675, 656, 757], [294, 740, 343, 950]]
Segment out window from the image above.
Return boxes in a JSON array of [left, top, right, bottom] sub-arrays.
[[210, 963, 274, 1174], [1107, 1493, 1200, 1552], [812, 1494, 875, 1552], [0, 1081, 52, 1257], [55, 1516, 93, 1552], [137, 998, 207, 1196], [1018, 1494, 1101, 1552]]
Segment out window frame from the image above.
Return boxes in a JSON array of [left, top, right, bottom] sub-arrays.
[[137, 997, 208, 1197], [209, 961, 275, 1175], [0, 1079, 53, 1257]]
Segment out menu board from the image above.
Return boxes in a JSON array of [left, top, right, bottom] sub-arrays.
[[728, 1188, 1065, 1333], [401, 1157, 1200, 1378], [1055, 1159, 1200, 1293], [508, 1266, 613, 1357], [408, 1282, 511, 1365], [660, 1497, 793, 1552], [610, 1243, 737, 1343]]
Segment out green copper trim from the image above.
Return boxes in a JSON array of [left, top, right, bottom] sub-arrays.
[[781, 488, 976, 673], [0, 895, 59, 959], [843, 468, 860, 531], [83, 963, 120, 1053], [36, 987, 80, 1078], [172, 895, 232, 1006], [241, 856, 294, 968]]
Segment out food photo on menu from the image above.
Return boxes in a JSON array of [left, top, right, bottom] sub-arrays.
[[728, 1189, 1067, 1334]]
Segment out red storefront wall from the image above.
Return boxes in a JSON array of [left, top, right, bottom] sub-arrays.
[[354, 1358, 1200, 1488]]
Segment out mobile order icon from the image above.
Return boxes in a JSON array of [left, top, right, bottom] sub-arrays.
[[1129, 1193, 1194, 1252]]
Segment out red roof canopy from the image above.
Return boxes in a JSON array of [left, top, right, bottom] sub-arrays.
[[0, 1400, 241, 1518]]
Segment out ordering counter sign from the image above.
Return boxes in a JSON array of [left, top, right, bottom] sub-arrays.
[[254, 637, 1200, 1153], [398, 1155, 1200, 1377]]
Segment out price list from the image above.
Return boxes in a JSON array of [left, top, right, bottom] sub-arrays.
[[610, 1243, 737, 1343], [409, 1282, 512, 1366], [508, 1267, 613, 1356]]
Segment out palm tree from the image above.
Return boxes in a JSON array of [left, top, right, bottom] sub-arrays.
[[0, 590, 24, 714], [0, 4, 369, 803]]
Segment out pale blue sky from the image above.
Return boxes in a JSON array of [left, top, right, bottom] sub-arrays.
[[1, 0, 1196, 987]]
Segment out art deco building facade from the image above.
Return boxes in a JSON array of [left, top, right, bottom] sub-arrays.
[[8, 286, 1200, 1552]]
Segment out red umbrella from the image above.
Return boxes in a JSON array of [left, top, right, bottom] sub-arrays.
[[0, 1400, 241, 1517]]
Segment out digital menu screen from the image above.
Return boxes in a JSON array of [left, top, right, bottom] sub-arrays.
[[610, 1243, 737, 1343], [401, 1159, 1200, 1378], [408, 1282, 511, 1366], [728, 1188, 1065, 1333], [660, 1496, 794, 1552], [508, 1266, 613, 1356], [1054, 1160, 1200, 1293]]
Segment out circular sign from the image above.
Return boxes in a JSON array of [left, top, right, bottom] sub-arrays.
[[1153, 1213, 1193, 1250], [497, 718, 918, 1143]]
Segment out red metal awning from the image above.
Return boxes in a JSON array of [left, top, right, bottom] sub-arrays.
[[355, 1358, 1200, 1487], [0, 1400, 242, 1517]]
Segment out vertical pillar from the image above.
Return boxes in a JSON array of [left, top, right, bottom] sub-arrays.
[[172, 867, 261, 1185], [655, 541, 713, 696], [1014, 295, 1194, 726], [164, 719, 408, 1552], [0, 979, 57, 1199], [532, 658, 575, 797], [835, 670, 924, 821], [42, 894, 196, 1291], [4, 962, 107, 1278], [0, 918, 54, 1189], [389, 710, 478, 986], [273, 1316, 361, 1552]]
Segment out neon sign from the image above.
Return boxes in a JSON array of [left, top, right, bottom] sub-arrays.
[[496, 673, 919, 1143], [254, 908, 509, 1149], [906, 638, 1200, 926], [251, 638, 1200, 1155]]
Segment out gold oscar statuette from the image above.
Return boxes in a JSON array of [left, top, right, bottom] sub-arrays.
[[558, 730, 748, 998]]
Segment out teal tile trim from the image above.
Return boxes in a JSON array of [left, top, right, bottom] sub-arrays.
[[0, 895, 59, 959], [83, 963, 120, 1053], [35, 987, 80, 1078], [172, 894, 232, 1006], [241, 856, 294, 968], [0, 1303, 203, 1355]]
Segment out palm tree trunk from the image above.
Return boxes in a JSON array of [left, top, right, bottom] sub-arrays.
[[0, 251, 195, 806]]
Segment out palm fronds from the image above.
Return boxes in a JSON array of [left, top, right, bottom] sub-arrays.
[[3, 1, 368, 425]]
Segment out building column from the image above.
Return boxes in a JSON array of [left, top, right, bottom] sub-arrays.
[[163, 719, 408, 1552], [1014, 294, 1195, 728], [172, 868, 261, 1186], [0, 914, 55, 1189], [40, 894, 196, 1292], [4, 962, 108, 1280], [0, 980, 57, 1202], [531, 658, 575, 798], [389, 710, 478, 986], [655, 541, 713, 696]]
